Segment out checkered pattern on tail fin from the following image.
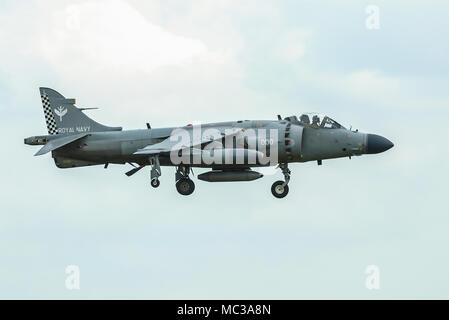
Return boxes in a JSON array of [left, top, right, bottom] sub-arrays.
[[41, 92, 58, 135]]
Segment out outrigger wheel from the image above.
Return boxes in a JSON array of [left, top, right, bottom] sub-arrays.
[[149, 155, 161, 188], [151, 178, 160, 188], [271, 181, 289, 198], [176, 178, 195, 196]]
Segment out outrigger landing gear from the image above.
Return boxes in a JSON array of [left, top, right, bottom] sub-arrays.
[[175, 165, 195, 196], [150, 179, 160, 188], [271, 163, 291, 198], [150, 155, 161, 188]]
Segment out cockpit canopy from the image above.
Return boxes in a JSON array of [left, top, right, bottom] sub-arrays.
[[285, 113, 345, 129]]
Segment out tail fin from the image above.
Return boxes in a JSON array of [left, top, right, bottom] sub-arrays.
[[39, 87, 122, 135]]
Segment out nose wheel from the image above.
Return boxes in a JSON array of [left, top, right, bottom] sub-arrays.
[[271, 181, 289, 198], [271, 163, 290, 198]]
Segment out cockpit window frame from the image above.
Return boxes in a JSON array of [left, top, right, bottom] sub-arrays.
[[296, 113, 345, 129]]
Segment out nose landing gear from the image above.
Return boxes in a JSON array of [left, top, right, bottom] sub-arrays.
[[271, 163, 290, 198]]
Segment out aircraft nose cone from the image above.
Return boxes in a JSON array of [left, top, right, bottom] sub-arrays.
[[366, 134, 394, 154]]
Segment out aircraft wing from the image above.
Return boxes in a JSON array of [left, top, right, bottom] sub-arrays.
[[34, 133, 88, 156], [134, 127, 242, 156]]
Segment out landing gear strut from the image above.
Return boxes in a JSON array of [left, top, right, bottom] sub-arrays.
[[150, 155, 161, 188], [175, 165, 195, 196], [271, 163, 290, 198]]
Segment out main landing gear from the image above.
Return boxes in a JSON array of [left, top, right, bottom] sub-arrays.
[[175, 165, 195, 196], [146, 156, 288, 198], [271, 163, 290, 198], [147, 157, 195, 195]]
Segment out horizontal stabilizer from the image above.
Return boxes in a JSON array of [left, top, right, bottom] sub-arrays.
[[34, 133, 88, 156]]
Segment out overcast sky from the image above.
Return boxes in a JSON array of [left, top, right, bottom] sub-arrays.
[[1, 0, 448, 299]]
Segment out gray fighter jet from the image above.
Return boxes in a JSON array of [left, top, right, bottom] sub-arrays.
[[24, 88, 393, 198]]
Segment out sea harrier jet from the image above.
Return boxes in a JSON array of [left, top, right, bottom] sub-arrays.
[[24, 88, 393, 198]]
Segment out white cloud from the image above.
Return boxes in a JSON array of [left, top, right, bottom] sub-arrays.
[[39, 0, 212, 73], [339, 70, 401, 96], [310, 70, 400, 104], [0, 0, 246, 126], [273, 28, 311, 63], [308, 69, 449, 112]]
